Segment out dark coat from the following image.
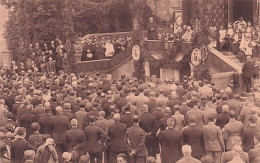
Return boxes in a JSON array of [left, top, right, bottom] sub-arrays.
[[65, 128, 86, 152], [84, 124, 107, 153], [151, 109, 165, 122], [10, 138, 35, 163], [55, 54, 63, 69], [242, 61, 254, 77], [182, 125, 204, 158], [242, 125, 256, 152], [38, 113, 53, 135], [50, 114, 70, 144], [216, 112, 230, 128], [159, 128, 182, 163], [120, 112, 133, 128], [145, 99, 158, 112], [20, 111, 38, 139], [140, 112, 157, 134], [124, 124, 146, 156], [108, 121, 127, 152]]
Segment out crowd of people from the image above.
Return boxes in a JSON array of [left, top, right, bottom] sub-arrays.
[[1, 60, 260, 163], [81, 36, 132, 62]]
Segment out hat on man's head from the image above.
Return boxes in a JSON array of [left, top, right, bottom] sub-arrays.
[[45, 138, 55, 146], [62, 152, 72, 161]]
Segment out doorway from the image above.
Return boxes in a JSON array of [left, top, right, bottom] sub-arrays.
[[233, 0, 254, 23]]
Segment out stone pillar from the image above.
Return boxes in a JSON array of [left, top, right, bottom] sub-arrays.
[[189, 62, 195, 77], [144, 61, 150, 77]]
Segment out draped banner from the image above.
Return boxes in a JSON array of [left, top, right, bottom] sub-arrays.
[[191, 0, 227, 28]]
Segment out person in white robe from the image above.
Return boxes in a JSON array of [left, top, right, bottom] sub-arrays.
[[105, 39, 115, 57]]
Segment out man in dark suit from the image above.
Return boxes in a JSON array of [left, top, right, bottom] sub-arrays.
[[202, 114, 225, 163], [124, 115, 146, 163], [20, 105, 38, 139], [65, 119, 86, 161], [145, 92, 158, 112], [38, 106, 53, 135], [242, 56, 254, 93], [55, 49, 63, 73], [139, 104, 159, 157], [242, 116, 257, 152], [249, 131, 260, 163], [216, 105, 230, 129], [120, 105, 133, 128], [108, 114, 127, 163], [10, 127, 35, 163], [182, 115, 204, 159], [84, 115, 107, 163], [159, 117, 182, 163], [50, 106, 70, 158]]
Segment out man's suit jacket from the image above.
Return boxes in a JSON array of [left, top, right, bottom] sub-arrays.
[[10, 138, 35, 163], [222, 119, 243, 150], [75, 109, 88, 130], [38, 113, 53, 134], [108, 121, 127, 152], [120, 112, 133, 128], [139, 112, 157, 134], [20, 111, 38, 139], [182, 125, 204, 158], [96, 118, 114, 135], [50, 114, 70, 144], [249, 144, 260, 163], [242, 61, 254, 77], [216, 112, 230, 128], [65, 128, 86, 152], [202, 122, 225, 152], [159, 128, 182, 163], [185, 107, 205, 127], [152, 109, 165, 122], [55, 54, 63, 69], [84, 124, 107, 153], [242, 125, 256, 152], [145, 99, 157, 112], [124, 124, 146, 156]]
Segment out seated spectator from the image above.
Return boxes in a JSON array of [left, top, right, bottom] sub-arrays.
[[105, 39, 115, 58]]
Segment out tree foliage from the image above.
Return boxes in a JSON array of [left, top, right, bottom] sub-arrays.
[[0, 0, 153, 61]]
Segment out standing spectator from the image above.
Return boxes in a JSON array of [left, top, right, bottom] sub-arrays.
[[172, 105, 184, 132], [242, 56, 254, 93], [139, 104, 158, 158], [242, 116, 257, 152], [20, 105, 38, 139], [202, 114, 225, 163], [182, 115, 204, 159], [159, 117, 182, 163], [38, 106, 53, 135], [216, 105, 230, 129], [75, 102, 88, 130], [55, 49, 63, 74], [65, 119, 86, 161], [185, 99, 205, 127], [248, 132, 260, 163], [108, 114, 127, 163], [46, 57, 55, 73], [0, 141, 11, 163], [84, 115, 107, 163], [10, 127, 35, 163], [124, 115, 146, 163], [222, 110, 243, 151], [0, 99, 9, 126], [50, 106, 70, 158], [35, 138, 58, 163], [28, 122, 45, 149], [176, 145, 201, 163]]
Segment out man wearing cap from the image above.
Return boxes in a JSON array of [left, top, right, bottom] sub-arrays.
[[202, 114, 225, 163], [50, 106, 70, 158], [117, 153, 127, 163], [124, 115, 146, 163], [238, 96, 255, 127], [120, 105, 134, 128], [159, 118, 182, 163], [243, 56, 254, 93], [11, 127, 35, 163], [35, 138, 58, 163], [65, 119, 86, 159], [108, 114, 127, 163], [84, 115, 107, 163], [222, 110, 243, 151], [242, 116, 258, 152], [248, 132, 260, 162], [63, 103, 75, 121], [176, 145, 201, 163], [216, 105, 230, 129], [182, 115, 204, 159]]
